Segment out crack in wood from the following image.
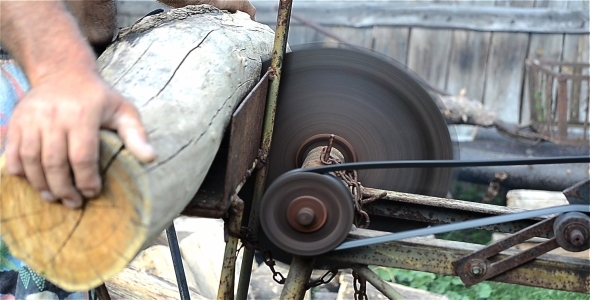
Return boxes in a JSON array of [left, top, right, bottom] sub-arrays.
[[146, 78, 255, 171], [142, 29, 218, 108], [47, 208, 85, 266], [111, 40, 155, 87]]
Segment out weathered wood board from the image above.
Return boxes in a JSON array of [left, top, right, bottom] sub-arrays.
[[445, 30, 491, 101], [483, 32, 530, 123], [562, 34, 590, 124], [407, 28, 453, 92], [323, 26, 374, 49], [250, 1, 590, 34], [0, 5, 275, 291], [286, 24, 322, 47], [371, 26, 410, 65], [521, 34, 565, 124]]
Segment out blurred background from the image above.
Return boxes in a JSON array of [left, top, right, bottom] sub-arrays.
[[115, 0, 589, 127]]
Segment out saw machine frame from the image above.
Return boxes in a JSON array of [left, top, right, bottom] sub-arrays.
[[171, 1, 589, 299]]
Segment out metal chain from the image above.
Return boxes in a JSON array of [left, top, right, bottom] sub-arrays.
[[320, 135, 384, 228], [352, 271, 368, 300], [237, 227, 286, 284], [237, 227, 339, 289], [305, 265, 339, 290]]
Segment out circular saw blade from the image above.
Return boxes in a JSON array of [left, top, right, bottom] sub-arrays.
[[266, 47, 454, 198]]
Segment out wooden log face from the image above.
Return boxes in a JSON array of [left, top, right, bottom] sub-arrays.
[[1, 5, 275, 291], [0, 133, 149, 291], [97, 6, 275, 242]]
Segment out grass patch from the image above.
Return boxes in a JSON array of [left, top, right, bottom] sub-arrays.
[[372, 267, 588, 300]]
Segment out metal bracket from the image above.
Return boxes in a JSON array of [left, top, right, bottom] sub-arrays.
[[452, 217, 559, 287]]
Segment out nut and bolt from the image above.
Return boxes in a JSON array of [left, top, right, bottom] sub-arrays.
[[467, 259, 487, 277], [296, 207, 315, 226], [569, 228, 586, 247]]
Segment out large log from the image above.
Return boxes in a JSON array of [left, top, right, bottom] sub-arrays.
[[0, 5, 274, 291]]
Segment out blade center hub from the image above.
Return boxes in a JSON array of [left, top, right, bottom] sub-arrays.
[[287, 196, 328, 232]]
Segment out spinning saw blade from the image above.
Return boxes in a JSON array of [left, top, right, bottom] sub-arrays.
[[259, 47, 454, 259]]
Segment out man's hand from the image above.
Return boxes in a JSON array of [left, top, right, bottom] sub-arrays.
[[158, 0, 256, 20], [1, 1, 155, 208], [5, 69, 155, 208]]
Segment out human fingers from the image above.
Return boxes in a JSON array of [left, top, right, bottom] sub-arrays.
[[104, 100, 155, 163], [67, 126, 101, 199], [42, 126, 82, 208], [240, 1, 256, 20], [19, 127, 55, 201], [206, 0, 256, 20], [5, 124, 24, 176]]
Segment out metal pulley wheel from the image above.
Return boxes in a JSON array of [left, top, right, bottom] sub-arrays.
[[259, 46, 454, 258], [260, 172, 354, 256], [554, 212, 590, 252]]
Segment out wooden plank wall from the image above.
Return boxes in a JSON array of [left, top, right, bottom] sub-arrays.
[[116, 0, 589, 125]]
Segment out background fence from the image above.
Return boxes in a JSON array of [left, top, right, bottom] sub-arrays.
[[116, 0, 590, 125]]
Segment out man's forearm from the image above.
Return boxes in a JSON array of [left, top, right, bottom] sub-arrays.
[[0, 1, 97, 85]]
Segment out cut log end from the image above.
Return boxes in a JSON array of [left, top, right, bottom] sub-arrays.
[[0, 132, 151, 291]]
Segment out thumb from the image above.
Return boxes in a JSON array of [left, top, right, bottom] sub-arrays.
[[242, 2, 256, 20], [104, 100, 156, 163]]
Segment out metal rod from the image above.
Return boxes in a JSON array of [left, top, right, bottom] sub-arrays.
[[336, 204, 590, 251], [320, 231, 590, 293], [95, 283, 111, 300], [351, 265, 406, 300], [279, 256, 315, 300], [236, 0, 293, 299], [217, 197, 244, 300], [166, 223, 191, 300], [557, 77, 569, 140]]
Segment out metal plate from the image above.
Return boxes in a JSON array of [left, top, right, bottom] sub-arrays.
[[182, 72, 269, 217]]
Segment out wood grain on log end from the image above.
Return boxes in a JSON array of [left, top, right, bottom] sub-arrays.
[[0, 131, 151, 291]]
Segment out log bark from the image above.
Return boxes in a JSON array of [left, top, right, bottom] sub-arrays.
[[0, 5, 274, 291]]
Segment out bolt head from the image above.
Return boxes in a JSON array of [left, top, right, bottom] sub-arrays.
[[467, 259, 487, 277]]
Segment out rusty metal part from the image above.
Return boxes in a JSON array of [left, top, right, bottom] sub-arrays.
[[563, 179, 590, 205], [306, 266, 339, 290], [217, 196, 244, 300], [453, 217, 560, 287], [319, 229, 590, 293], [287, 196, 328, 232], [466, 259, 487, 278], [362, 187, 551, 236], [313, 137, 380, 229], [296, 134, 357, 167], [526, 59, 590, 146], [236, 0, 293, 298], [301, 145, 345, 169], [182, 71, 269, 217], [260, 172, 354, 256], [279, 256, 315, 300], [351, 266, 405, 300], [554, 212, 590, 252], [352, 271, 368, 300]]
